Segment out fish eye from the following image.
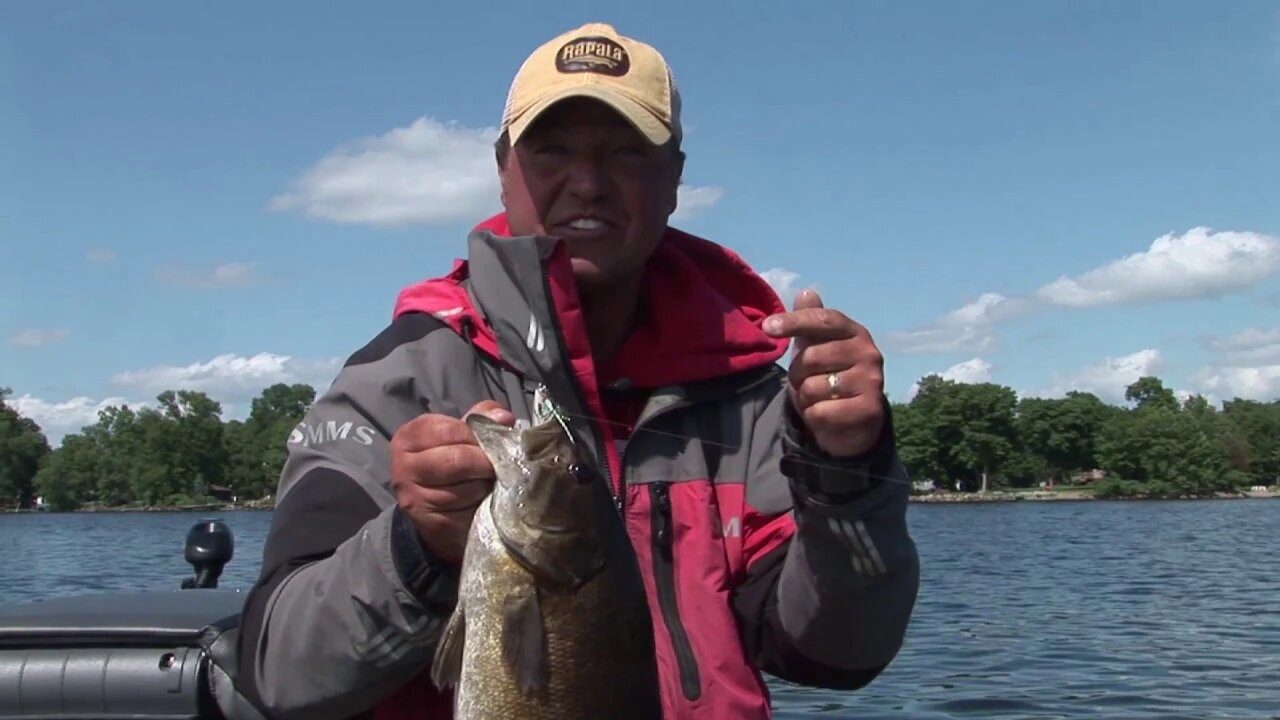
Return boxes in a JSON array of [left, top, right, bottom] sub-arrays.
[[568, 463, 590, 484]]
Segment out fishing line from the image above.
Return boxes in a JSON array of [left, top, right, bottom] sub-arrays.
[[549, 408, 918, 490]]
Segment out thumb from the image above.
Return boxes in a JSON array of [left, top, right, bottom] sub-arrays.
[[465, 399, 516, 426]]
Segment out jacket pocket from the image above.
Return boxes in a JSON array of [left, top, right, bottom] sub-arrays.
[[649, 481, 702, 701]]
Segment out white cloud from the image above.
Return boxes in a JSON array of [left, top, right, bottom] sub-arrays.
[[886, 292, 1030, 354], [9, 352, 343, 445], [1203, 325, 1280, 367], [883, 226, 1279, 356], [157, 261, 263, 290], [940, 357, 995, 384], [760, 267, 803, 306], [269, 116, 724, 228], [1030, 349, 1164, 404], [1189, 325, 1280, 401], [1207, 326, 1280, 352], [10, 328, 69, 348], [1036, 227, 1280, 308], [111, 352, 342, 402], [1190, 365, 1280, 403], [85, 248, 117, 264], [269, 117, 502, 227], [905, 357, 994, 401], [672, 185, 724, 220], [8, 394, 144, 445]]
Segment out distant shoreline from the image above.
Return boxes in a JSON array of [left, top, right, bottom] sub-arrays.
[[8, 488, 1277, 513], [909, 488, 1278, 504], [4, 500, 276, 514]]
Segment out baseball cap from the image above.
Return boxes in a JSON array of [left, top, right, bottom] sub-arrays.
[[500, 22, 682, 148]]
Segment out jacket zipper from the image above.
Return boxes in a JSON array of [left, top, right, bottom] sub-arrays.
[[538, 270, 623, 514], [650, 481, 702, 701]]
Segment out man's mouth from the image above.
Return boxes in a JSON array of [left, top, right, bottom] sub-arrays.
[[553, 214, 618, 240], [567, 218, 606, 231]]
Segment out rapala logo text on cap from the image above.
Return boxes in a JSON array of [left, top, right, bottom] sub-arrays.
[[555, 36, 630, 77]]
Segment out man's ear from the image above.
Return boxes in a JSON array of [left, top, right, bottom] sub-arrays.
[[668, 150, 685, 215]]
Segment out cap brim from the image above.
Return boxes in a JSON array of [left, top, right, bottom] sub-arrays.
[[506, 85, 672, 147]]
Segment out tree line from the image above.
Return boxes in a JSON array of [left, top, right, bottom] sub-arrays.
[[2, 374, 1277, 511], [0, 383, 314, 511], [895, 375, 1278, 498]]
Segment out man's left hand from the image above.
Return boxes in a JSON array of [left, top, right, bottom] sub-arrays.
[[764, 289, 886, 458]]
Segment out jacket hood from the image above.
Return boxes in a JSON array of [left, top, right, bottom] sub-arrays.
[[393, 212, 790, 389]]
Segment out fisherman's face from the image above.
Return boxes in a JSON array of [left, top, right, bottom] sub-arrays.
[[499, 97, 683, 292]]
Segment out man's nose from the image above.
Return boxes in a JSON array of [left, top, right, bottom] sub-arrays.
[[564, 152, 610, 200]]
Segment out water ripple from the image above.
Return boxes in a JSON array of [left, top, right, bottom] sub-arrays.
[[3, 500, 1278, 718]]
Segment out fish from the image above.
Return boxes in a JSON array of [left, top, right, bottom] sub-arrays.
[[430, 393, 664, 720]]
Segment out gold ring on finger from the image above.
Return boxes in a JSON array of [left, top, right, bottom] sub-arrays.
[[827, 371, 841, 399]]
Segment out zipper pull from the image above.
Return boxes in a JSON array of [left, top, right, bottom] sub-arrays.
[[653, 483, 672, 550]]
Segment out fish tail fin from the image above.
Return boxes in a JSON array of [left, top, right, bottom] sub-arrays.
[[502, 585, 549, 695], [430, 605, 466, 690]]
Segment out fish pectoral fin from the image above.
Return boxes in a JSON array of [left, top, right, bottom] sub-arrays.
[[501, 585, 549, 695], [430, 605, 466, 690]]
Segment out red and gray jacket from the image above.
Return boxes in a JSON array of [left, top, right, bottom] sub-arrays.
[[235, 213, 920, 720]]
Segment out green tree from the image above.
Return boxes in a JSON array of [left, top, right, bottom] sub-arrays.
[[900, 375, 964, 487], [1016, 391, 1110, 483], [1125, 376, 1179, 412], [1220, 399, 1280, 486], [223, 383, 316, 500], [899, 376, 1019, 491], [950, 382, 1019, 492], [33, 434, 105, 511], [0, 387, 51, 509], [1096, 379, 1233, 497], [891, 402, 938, 484]]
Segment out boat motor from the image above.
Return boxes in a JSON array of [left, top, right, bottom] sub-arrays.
[[181, 519, 234, 589]]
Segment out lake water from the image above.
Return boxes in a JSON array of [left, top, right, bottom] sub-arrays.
[[1, 499, 1277, 719]]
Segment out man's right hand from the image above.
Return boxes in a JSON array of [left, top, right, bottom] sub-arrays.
[[389, 399, 516, 565]]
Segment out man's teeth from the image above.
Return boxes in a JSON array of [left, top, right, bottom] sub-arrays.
[[568, 218, 604, 230]]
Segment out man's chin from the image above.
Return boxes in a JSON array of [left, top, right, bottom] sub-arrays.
[[568, 257, 626, 293]]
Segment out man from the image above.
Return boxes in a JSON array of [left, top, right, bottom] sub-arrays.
[[236, 21, 919, 720]]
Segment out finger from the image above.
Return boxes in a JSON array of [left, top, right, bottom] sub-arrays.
[[794, 361, 885, 409], [792, 288, 824, 312], [413, 480, 493, 514], [394, 413, 478, 454], [799, 392, 882, 436], [765, 289, 822, 342], [402, 444, 498, 488], [794, 368, 863, 410], [766, 307, 856, 342], [788, 340, 858, 388], [465, 399, 516, 426], [413, 512, 475, 564]]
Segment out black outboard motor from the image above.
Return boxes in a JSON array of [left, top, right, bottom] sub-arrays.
[[181, 519, 234, 589]]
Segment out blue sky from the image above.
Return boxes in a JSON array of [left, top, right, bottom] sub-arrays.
[[3, 1, 1279, 443]]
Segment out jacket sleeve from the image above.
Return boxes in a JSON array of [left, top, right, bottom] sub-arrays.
[[732, 386, 919, 689], [235, 314, 462, 720]]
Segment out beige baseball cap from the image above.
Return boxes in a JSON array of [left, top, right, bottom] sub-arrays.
[[501, 22, 682, 147]]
